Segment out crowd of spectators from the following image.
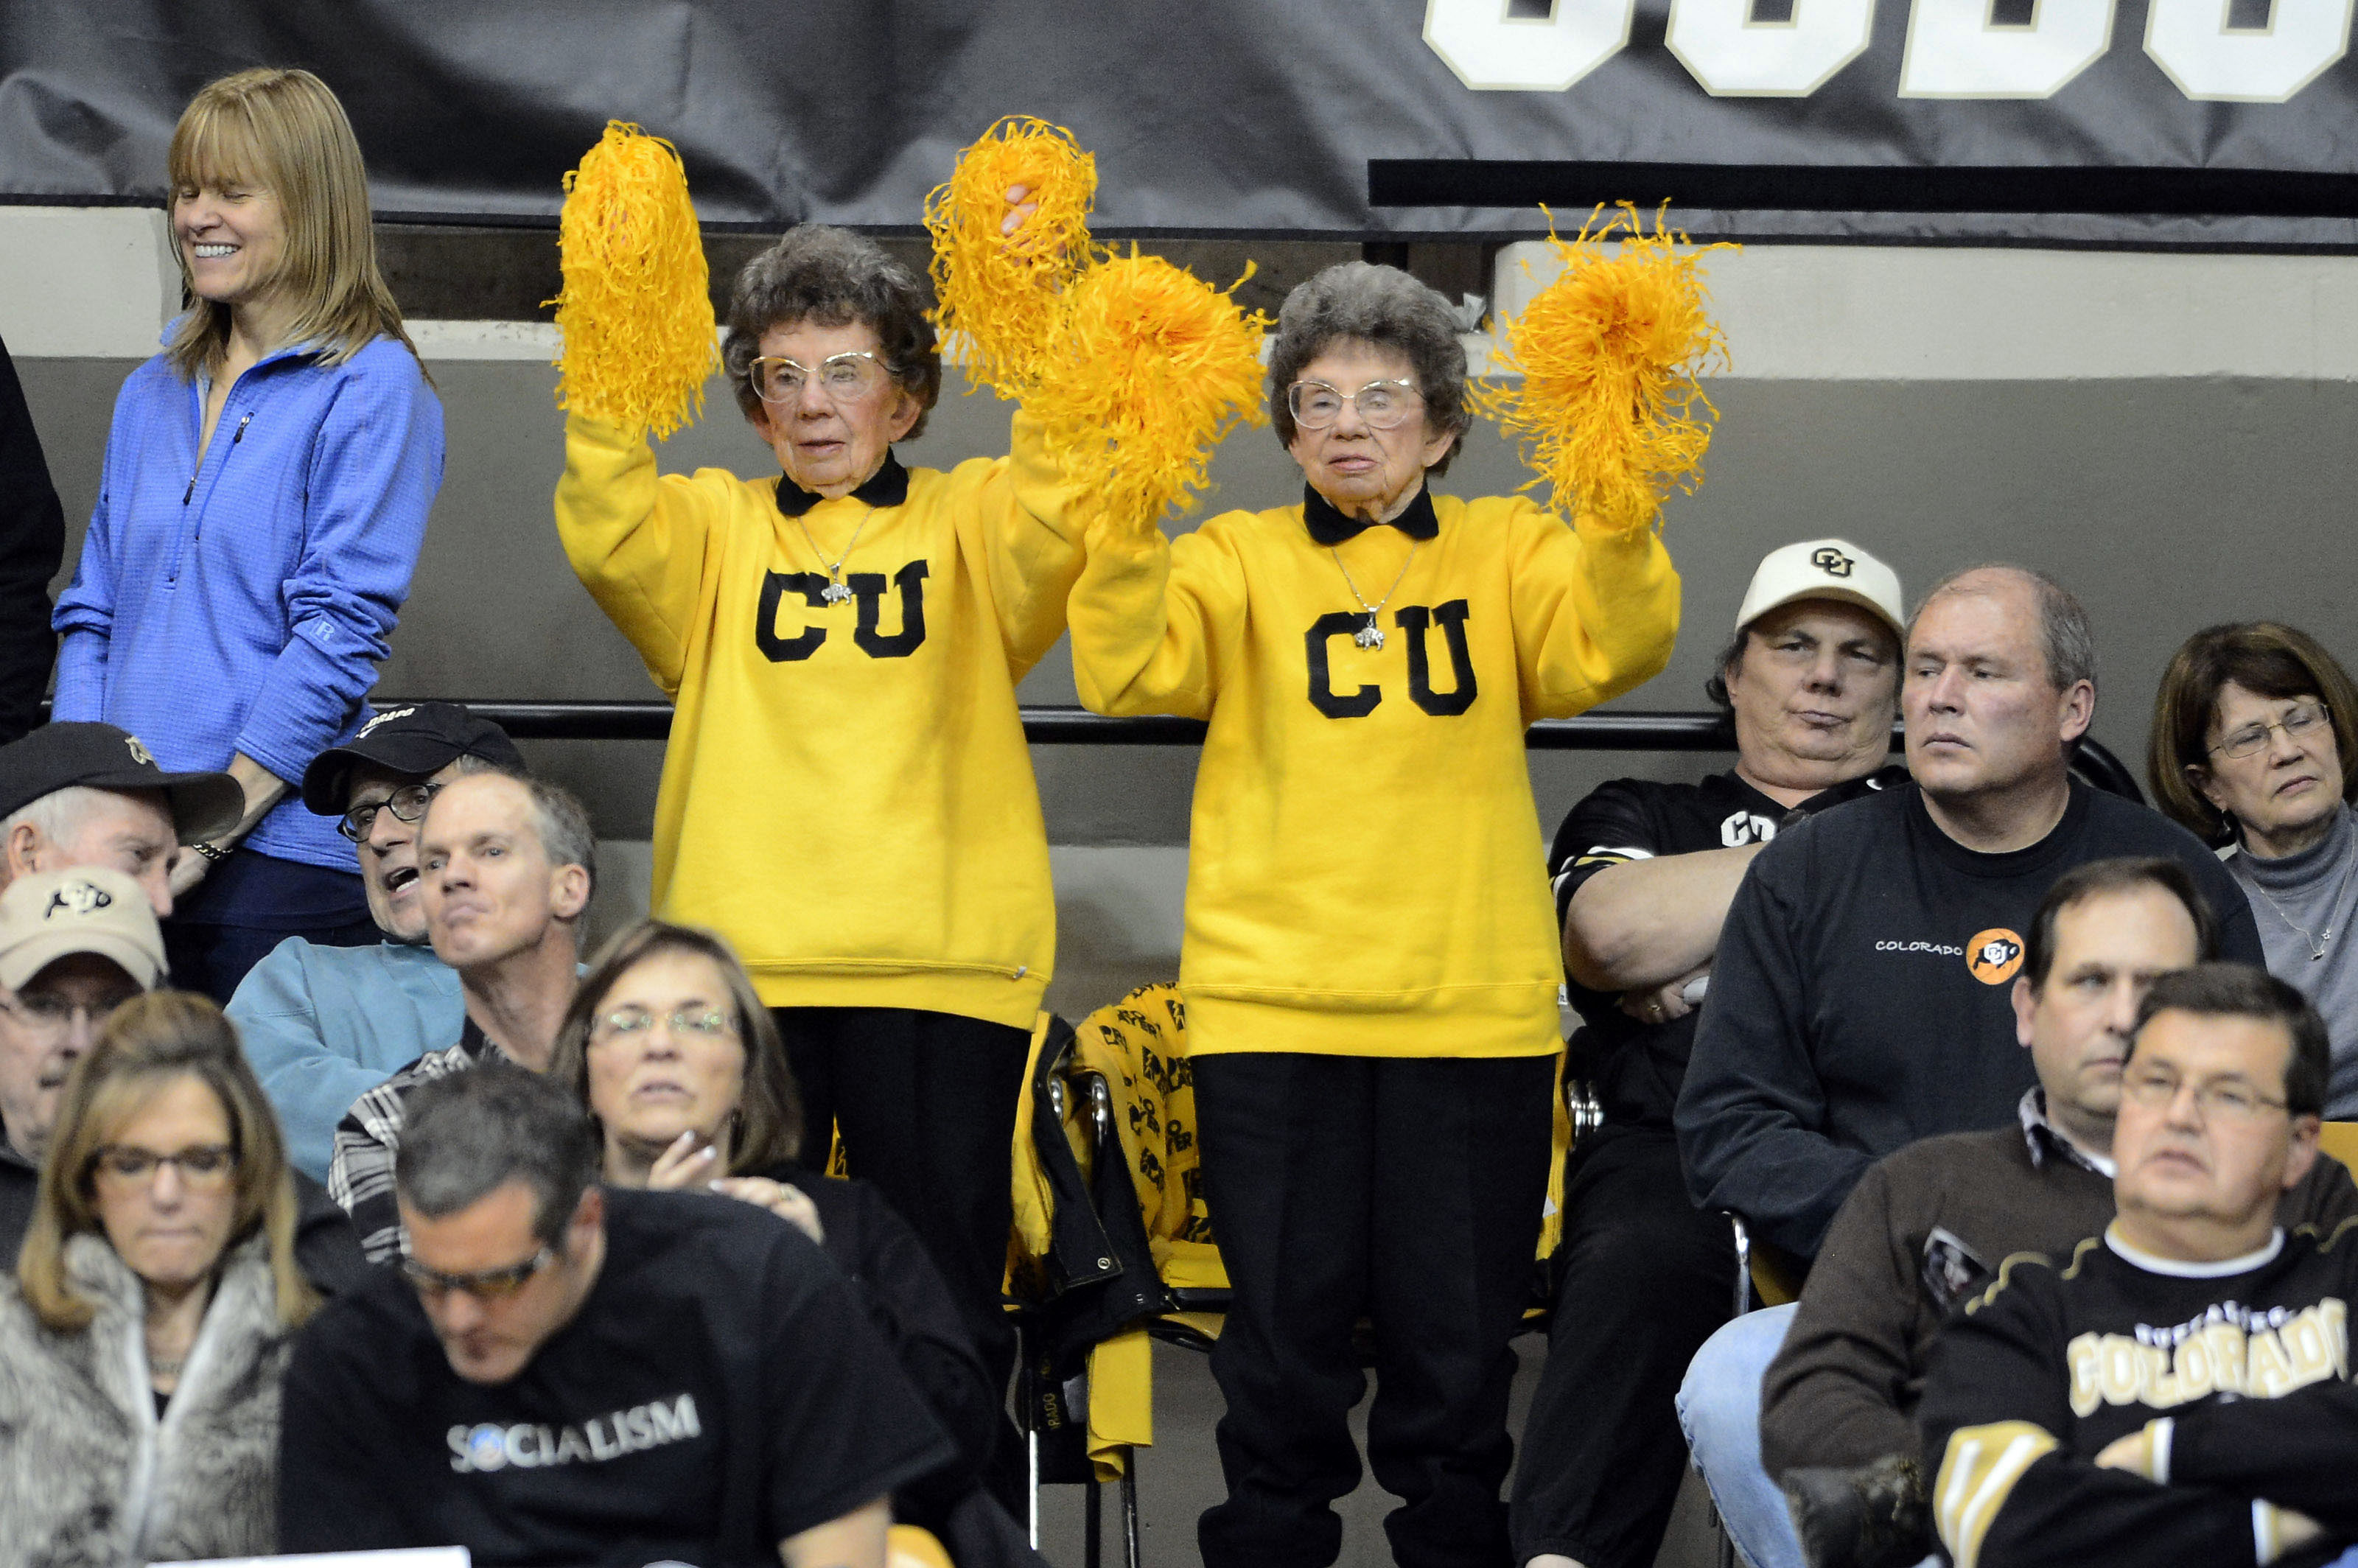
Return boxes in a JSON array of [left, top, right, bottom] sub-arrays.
[[0, 57, 2351, 1568]]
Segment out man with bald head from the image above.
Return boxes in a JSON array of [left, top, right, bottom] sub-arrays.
[[1679, 565, 2265, 1270], [329, 769, 595, 1262]]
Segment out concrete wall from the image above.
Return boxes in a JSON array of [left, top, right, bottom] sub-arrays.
[[11, 211, 2358, 1014]]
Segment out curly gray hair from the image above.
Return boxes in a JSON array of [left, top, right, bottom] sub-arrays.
[[721, 225, 941, 439], [1267, 262, 1469, 478]]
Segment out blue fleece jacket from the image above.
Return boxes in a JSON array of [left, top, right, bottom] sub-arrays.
[[53, 332, 442, 871], [230, 936, 464, 1182]]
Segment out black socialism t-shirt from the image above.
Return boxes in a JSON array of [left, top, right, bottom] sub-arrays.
[[1676, 780, 2265, 1261], [276, 1186, 954, 1567], [1548, 765, 1905, 1127]]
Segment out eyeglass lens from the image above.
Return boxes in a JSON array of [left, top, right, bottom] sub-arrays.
[[753, 354, 886, 405], [1288, 380, 1421, 431], [2219, 701, 2327, 759], [94, 1144, 237, 1185], [340, 783, 440, 841]]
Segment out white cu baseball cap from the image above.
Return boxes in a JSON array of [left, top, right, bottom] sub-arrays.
[[1734, 538, 1905, 638], [0, 868, 165, 993]]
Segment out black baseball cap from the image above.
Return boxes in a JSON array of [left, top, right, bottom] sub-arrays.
[[301, 702, 526, 815], [0, 723, 243, 844]]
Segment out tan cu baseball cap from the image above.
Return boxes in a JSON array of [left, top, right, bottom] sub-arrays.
[[1734, 539, 1905, 638], [0, 868, 165, 993]]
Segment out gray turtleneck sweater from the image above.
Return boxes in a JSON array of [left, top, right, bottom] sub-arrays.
[[2228, 802, 2358, 1116]]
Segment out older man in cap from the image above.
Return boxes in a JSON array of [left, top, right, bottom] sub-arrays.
[[1514, 539, 1909, 1568], [231, 701, 526, 1181], [0, 721, 241, 919]]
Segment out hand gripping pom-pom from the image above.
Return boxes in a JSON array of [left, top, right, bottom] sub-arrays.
[[1026, 251, 1270, 542], [1472, 204, 1733, 536], [924, 117, 1096, 401], [549, 122, 718, 441]]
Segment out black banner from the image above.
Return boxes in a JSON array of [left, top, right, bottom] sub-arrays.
[[3, 0, 2356, 245]]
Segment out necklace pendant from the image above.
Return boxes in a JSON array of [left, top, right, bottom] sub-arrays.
[[821, 578, 852, 605], [1354, 620, 1385, 651]]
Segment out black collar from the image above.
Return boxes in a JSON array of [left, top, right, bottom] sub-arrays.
[[772, 451, 909, 518], [1302, 482, 1438, 545]]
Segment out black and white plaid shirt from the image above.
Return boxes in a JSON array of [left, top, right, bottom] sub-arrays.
[[327, 1018, 496, 1264]]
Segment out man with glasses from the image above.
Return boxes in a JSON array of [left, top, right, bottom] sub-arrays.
[[280, 1068, 952, 1568], [231, 702, 526, 1181], [0, 865, 161, 1256], [1920, 964, 2358, 1568], [330, 770, 593, 1262]]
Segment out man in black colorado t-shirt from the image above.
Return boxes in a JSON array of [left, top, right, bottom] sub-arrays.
[[1920, 967, 2358, 1568], [279, 1068, 950, 1568], [1515, 536, 1911, 1568]]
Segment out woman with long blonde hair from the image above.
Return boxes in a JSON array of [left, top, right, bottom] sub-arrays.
[[52, 66, 443, 1004], [0, 992, 318, 1564]]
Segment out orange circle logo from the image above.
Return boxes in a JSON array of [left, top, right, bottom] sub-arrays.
[[1966, 928, 2026, 985]]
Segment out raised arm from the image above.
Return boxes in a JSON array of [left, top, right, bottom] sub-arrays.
[[956, 407, 1087, 680], [553, 413, 733, 696], [1505, 503, 1680, 723], [1067, 520, 1247, 721], [1675, 833, 1867, 1259]]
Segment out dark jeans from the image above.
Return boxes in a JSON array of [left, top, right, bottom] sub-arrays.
[[769, 1005, 1031, 1417], [1511, 1123, 1739, 1567], [1192, 1050, 1556, 1568], [164, 850, 376, 1007]]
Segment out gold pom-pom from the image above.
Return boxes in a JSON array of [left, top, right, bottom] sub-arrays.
[[1026, 250, 1270, 540], [1472, 204, 1732, 535], [548, 122, 717, 441], [924, 116, 1096, 399]]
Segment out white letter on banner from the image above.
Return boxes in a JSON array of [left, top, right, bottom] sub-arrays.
[[1897, 0, 2118, 97], [2146, 0, 2351, 101], [1424, 0, 1638, 91], [1666, 0, 1878, 94]]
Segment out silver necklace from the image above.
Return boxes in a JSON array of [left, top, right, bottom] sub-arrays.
[[2249, 829, 2358, 962], [793, 505, 875, 605], [1329, 542, 1420, 651]]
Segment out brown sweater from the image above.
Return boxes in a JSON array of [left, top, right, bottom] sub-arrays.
[[1758, 1119, 2358, 1477]]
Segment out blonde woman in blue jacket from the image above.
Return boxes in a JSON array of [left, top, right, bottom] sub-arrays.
[[53, 68, 442, 1004]]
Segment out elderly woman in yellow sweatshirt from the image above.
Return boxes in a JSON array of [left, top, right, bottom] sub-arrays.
[[1068, 262, 1681, 1568], [553, 220, 1080, 1420]]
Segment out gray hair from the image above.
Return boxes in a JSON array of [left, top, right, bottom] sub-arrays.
[[418, 773, 598, 930], [0, 785, 111, 859], [721, 225, 941, 437], [396, 1066, 601, 1246], [1267, 262, 1469, 478], [1909, 563, 2097, 699]]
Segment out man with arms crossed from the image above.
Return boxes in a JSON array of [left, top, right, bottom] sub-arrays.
[[330, 769, 591, 1261], [233, 701, 524, 1180], [280, 1068, 949, 1567], [1920, 965, 2358, 1568], [1515, 538, 1908, 1568]]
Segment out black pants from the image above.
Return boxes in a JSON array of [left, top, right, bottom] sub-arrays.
[[164, 851, 377, 1007], [769, 1005, 1030, 1387], [1192, 1051, 1556, 1568], [1510, 1124, 1738, 1568]]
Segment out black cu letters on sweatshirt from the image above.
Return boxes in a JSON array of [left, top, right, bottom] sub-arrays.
[[1304, 599, 1479, 719], [757, 561, 929, 663]]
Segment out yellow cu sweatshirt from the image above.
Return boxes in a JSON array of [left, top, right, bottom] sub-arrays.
[[555, 412, 1082, 1026], [1068, 484, 1679, 1059]]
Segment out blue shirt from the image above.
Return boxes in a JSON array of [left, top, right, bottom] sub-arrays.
[[230, 936, 464, 1182], [53, 331, 443, 870]]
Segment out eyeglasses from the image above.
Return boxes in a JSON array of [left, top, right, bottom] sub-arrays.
[[91, 1143, 237, 1189], [2120, 1064, 2288, 1121], [749, 352, 890, 406], [339, 782, 442, 842], [396, 1243, 556, 1301], [591, 1007, 737, 1043], [1287, 379, 1424, 432], [2211, 700, 2330, 761], [4, 992, 135, 1040]]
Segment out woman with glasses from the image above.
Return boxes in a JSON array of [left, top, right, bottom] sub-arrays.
[[51, 69, 442, 1007], [2151, 623, 2358, 1115], [1064, 262, 1679, 1567], [0, 991, 317, 1564], [545, 917, 1032, 1563], [556, 211, 1102, 1415]]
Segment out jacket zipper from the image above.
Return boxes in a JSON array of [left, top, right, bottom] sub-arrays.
[[176, 408, 253, 576]]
